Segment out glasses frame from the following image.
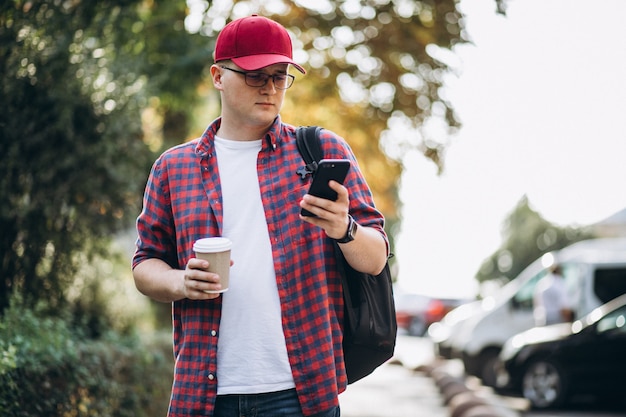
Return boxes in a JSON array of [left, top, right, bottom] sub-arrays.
[[219, 66, 295, 90]]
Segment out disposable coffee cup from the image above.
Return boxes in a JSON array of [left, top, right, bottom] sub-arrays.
[[193, 237, 232, 293]]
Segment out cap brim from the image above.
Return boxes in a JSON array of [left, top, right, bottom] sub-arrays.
[[233, 54, 306, 74]]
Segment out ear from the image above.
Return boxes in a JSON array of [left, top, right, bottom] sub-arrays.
[[210, 65, 224, 90]]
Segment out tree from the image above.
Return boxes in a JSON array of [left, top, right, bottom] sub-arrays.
[[0, 0, 209, 312], [475, 196, 593, 284]]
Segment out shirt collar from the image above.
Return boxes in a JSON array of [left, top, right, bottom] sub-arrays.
[[195, 116, 284, 157]]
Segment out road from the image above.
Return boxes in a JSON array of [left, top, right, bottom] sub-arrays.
[[340, 336, 625, 417]]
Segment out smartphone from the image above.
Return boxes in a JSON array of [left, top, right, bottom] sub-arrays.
[[301, 159, 351, 217]]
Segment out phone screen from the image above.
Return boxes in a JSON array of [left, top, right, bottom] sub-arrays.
[[301, 159, 350, 217]]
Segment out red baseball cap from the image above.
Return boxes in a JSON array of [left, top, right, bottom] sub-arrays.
[[214, 15, 306, 74]]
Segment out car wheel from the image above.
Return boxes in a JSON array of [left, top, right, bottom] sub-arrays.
[[409, 317, 426, 336], [478, 349, 500, 387], [522, 359, 567, 409]]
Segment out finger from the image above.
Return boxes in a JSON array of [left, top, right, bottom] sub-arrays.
[[328, 180, 349, 203], [328, 179, 346, 193], [184, 275, 222, 299], [184, 261, 223, 299], [301, 194, 336, 218], [188, 257, 209, 270]]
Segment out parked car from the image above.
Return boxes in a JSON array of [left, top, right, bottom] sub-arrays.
[[429, 300, 481, 358], [394, 289, 469, 336], [435, 238, 626, 387], [494, 293, 626, 409]]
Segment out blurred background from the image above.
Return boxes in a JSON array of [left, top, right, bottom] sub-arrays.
[[395, 0, 626, 299], [1, 0, 625, 415]]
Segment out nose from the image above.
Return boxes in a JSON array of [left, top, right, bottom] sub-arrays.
[[260, 77, 278, 94]]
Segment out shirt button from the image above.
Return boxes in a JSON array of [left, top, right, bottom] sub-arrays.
[[211, 330, 217, 336], [208, 373, 215, 380]]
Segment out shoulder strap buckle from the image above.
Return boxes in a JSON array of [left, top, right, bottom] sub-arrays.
[[296, 126, 324, 179]]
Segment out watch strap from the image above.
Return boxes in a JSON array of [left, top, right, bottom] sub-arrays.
[[334, 215, 357, 244]]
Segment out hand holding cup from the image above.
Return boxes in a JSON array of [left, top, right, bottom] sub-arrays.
[[192, 237, 232, 294]]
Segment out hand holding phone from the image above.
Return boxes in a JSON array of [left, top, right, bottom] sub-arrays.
[[301, 159, 350, 217]]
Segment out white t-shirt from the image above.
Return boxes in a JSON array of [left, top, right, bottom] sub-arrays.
[[214, 136, 295, 394]]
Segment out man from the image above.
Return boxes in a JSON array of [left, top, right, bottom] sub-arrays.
[[533, 264, 574, 326], [132, 15, 388, 417]]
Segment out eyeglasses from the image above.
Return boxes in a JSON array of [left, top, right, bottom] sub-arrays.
[[219, 66, 295, 90]]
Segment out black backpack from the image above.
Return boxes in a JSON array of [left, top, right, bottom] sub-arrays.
[[296, 126, 397, 384]]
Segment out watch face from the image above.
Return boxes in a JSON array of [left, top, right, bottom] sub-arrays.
[[348, 217, 357, 239]]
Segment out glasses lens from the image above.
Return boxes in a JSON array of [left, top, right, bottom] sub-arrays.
[[243, 72, 294, 89], [273, 75, 292, 89], [245, 73, 268, 87]]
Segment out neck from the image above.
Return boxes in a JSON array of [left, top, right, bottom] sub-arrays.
[[217, 119, 272, 142]]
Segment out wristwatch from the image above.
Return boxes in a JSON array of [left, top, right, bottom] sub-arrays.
[[334, 215, 357, 244]]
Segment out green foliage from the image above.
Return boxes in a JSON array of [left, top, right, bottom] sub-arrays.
[[476, 196, 594, 284], [0, 304, 173, 417], [0, 1, 142, 311], [0, 1, 211, 312]]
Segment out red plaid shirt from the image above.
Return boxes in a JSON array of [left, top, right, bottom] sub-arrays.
[[133, 116, 386, 416]]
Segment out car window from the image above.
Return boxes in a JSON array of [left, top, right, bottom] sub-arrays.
[[562, 263, 583, 310], [596, 305, 626, 335], [512, 270, 546, 310], [593, 267, 626, 304]]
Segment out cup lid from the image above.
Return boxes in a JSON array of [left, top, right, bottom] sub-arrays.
[[193, 237, 232, 253]]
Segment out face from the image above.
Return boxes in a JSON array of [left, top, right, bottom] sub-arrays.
[[211, 62, 290, 132]]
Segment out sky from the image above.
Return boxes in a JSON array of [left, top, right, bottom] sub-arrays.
[[395, 0, 626, 298]]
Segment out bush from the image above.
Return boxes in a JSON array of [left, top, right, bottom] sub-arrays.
[[0, 305, 173, 417]]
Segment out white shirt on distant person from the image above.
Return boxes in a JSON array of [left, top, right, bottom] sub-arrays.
[[533, 272, 571, 326]]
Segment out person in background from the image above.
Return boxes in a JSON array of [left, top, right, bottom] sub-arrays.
[[533, 264, 574, 326], [132, 14, 388, 417]]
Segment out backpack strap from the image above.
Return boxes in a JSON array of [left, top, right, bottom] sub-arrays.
[[296, 126, 324, 179]]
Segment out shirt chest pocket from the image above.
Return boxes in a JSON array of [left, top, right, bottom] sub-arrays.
[[276, 183, 324, 248]]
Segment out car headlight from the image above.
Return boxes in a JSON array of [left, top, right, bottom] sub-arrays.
[[428, 322, 450, 342]]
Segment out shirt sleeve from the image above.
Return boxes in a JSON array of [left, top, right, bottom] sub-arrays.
[[132, 155, 178, 269], [318, 128, 388, 243]]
